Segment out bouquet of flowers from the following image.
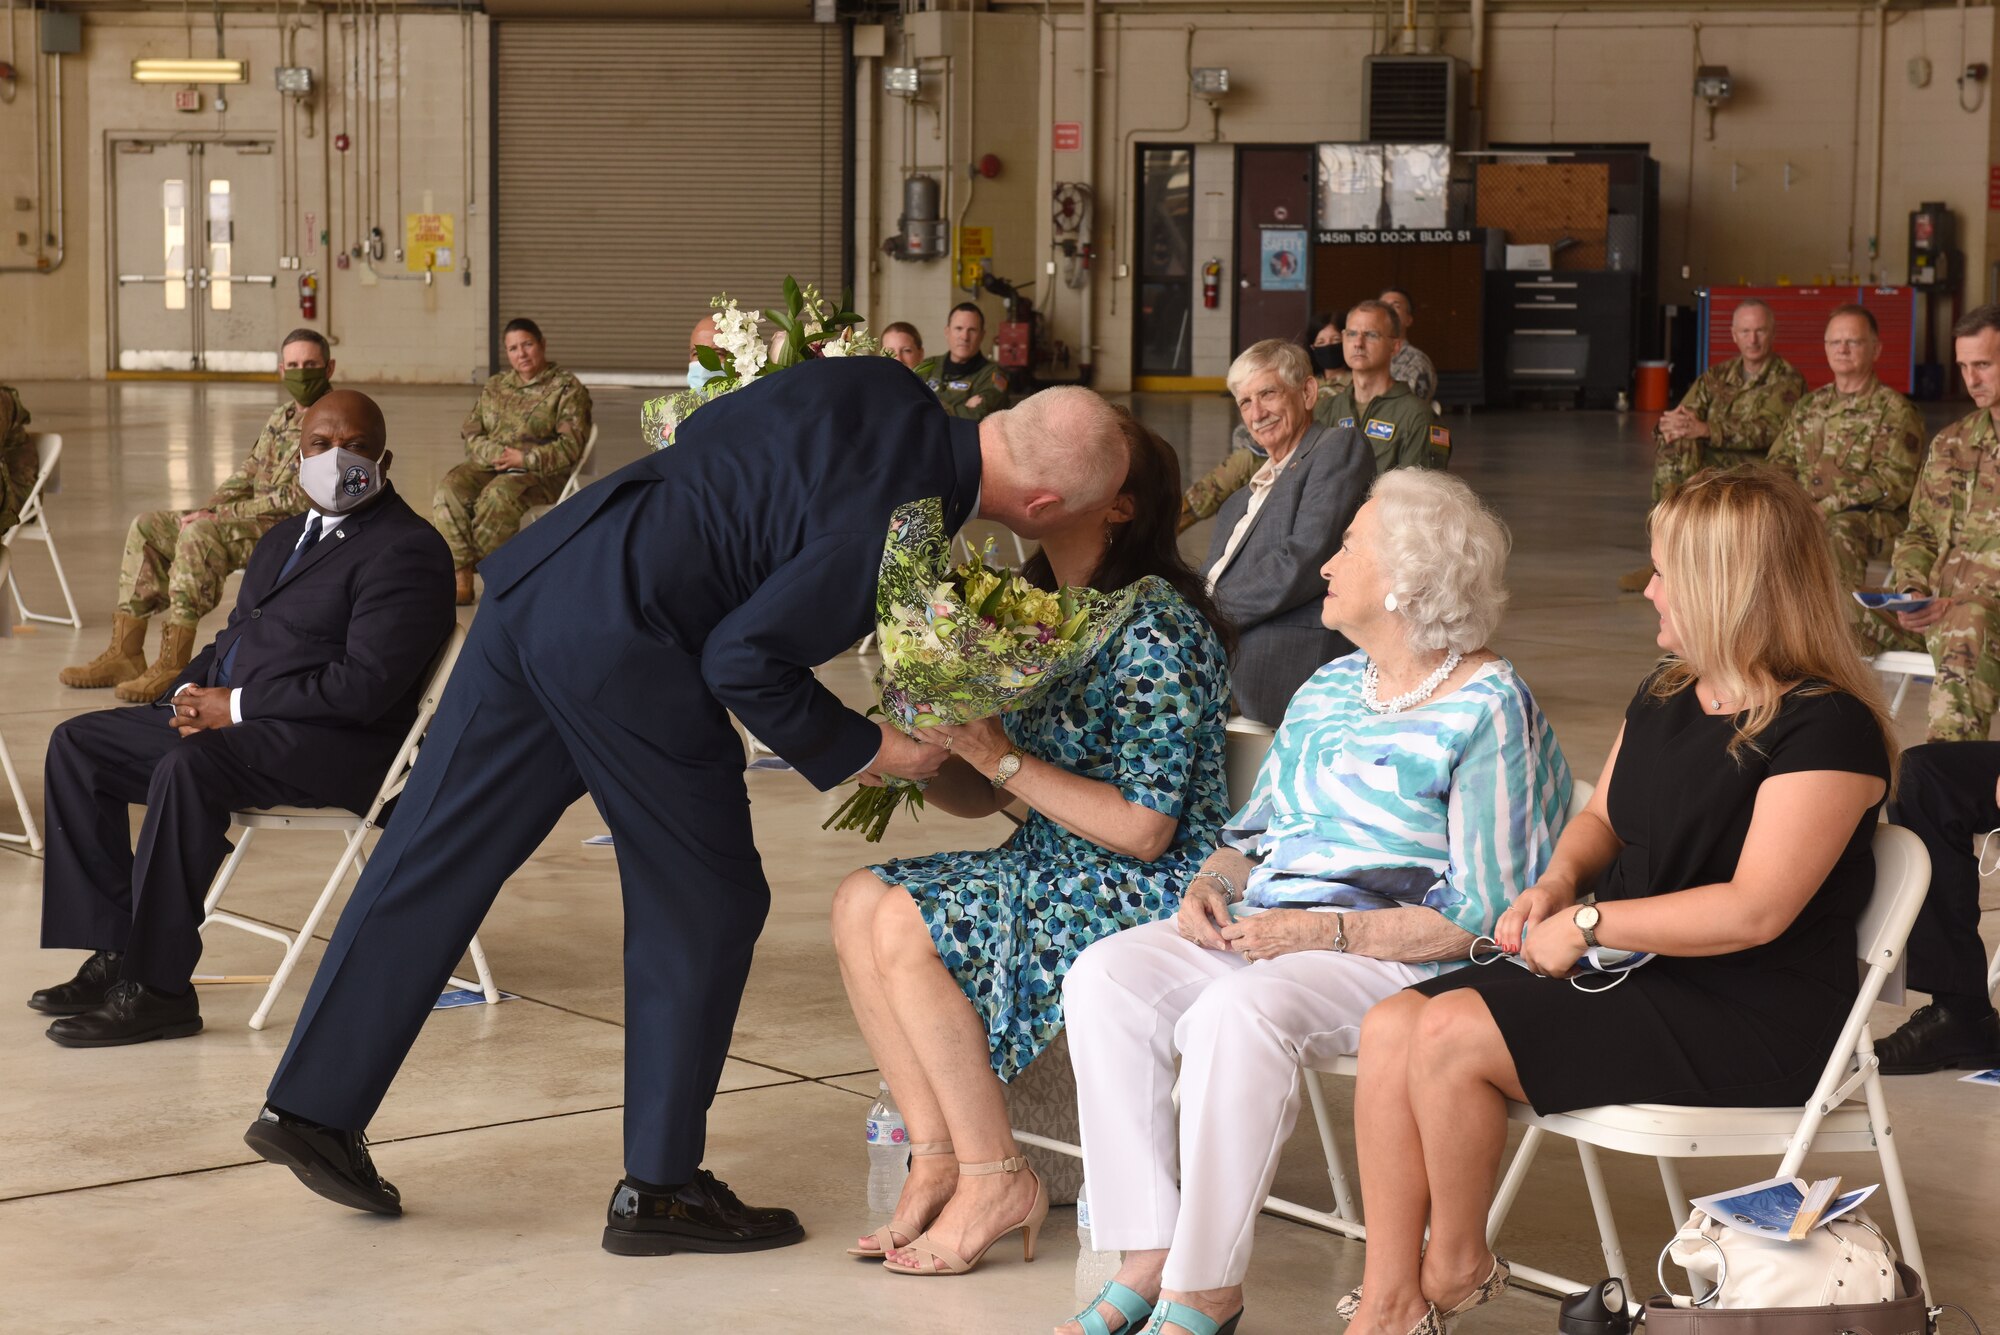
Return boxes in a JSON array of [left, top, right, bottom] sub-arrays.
[[643, 277, 880, 448], [823, 498, 1163, 842]]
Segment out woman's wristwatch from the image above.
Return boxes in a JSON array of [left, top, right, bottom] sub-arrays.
[[989, 748, 1024, 789], [1191, 869, 1240, 903]]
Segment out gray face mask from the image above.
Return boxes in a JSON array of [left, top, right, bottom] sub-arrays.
[[299, 446, 382, 513]]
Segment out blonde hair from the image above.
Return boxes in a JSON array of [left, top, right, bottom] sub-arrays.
[[1225, 339, 1314, 396], [1372, 469, 1510, 653], [1649, 466, 1899, 768]]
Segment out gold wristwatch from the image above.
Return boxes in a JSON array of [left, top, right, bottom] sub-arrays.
[[990, 748, 1024, 789]]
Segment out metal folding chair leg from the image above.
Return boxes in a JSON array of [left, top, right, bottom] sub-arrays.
[[1656, 1156, 1691, 1231], [1575, 1142, 1632, 1294], [7, 512, 83, 629], [1304, 1071, 1360, 1223], [0, 726, 43, 856], [1861, 1042, 1928, 1285]]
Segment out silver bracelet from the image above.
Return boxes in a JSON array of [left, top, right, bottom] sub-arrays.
[[1191, 869, 1240, 903]]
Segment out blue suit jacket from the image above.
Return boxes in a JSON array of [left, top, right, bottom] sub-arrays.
[[168, 484, 457, 811], [479, 356, 984, 790]]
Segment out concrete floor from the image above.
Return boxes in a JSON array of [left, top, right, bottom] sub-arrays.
[[0, 381, 1994, 1333]]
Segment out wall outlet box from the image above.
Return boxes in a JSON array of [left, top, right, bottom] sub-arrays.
[[39, 11, 81, 55]]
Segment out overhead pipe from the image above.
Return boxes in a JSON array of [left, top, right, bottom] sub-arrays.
[[1868, 0, 1887, 279], [1080, 0, 1097, 379], [1, 40, 63, 274], [1398, 0, 1420, 53], [1470, 0, 1486, 143]]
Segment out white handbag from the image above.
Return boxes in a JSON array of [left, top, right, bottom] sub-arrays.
[[1662, 1208, 1901, 1308]]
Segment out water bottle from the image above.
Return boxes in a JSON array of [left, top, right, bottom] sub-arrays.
[[864, 1083, 908, 1216], [1074, 1183, 1123, 1302]]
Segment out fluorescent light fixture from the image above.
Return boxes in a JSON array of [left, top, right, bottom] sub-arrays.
[[1191, 67, 1230, 97], [132, 58, 248, 85]]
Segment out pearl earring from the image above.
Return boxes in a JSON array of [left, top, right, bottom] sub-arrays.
[[1384, 592, 1399, 613]]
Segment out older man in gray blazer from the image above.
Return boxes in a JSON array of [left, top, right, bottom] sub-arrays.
[[1203, 339, 1374, 723]]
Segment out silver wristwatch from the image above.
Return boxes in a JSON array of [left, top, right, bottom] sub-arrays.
[[990, 748, 1024, 789]]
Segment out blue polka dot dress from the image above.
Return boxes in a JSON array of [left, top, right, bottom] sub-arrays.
[[870, 580, 1233, 1082]]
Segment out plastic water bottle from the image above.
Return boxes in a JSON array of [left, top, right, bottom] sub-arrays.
[[1075, 1183, 1123, 1302], [865, 1084, 909, 1216]]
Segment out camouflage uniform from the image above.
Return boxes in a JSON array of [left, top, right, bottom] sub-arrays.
[[0, 383, 38, 535], [916, 354, 1010, 420], [1766, 377, 1923, 601], [433, 363, 592, 570], [1651, 355, 1806, 502], [1391, 343, 1439, 405], [116, 399, 312, 626], [1313, 379, 1447, 473], [1179, 425, 1264, 532], [1864, 408, 2000, 741]]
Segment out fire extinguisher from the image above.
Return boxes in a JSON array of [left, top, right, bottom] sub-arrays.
[[298, 270, 319, 321], [1202, 258, 1222, 310]]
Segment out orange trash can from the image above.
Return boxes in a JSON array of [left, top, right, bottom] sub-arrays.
[[1634, 361, 1671, 413]]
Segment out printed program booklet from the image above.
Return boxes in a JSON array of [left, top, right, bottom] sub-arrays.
[[1690, 1175, 1875, 1240]]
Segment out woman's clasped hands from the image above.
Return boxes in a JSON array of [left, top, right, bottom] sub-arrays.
[[1490, 883, 1587, 978], [1174, 881, 1335, 962]]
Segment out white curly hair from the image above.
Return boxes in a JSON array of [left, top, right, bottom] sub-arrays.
[[1370, 469, 1510, 653]]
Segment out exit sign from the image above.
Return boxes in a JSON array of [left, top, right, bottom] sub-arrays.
[[174, 89, 203, 113], [1053, 122, 1082, 153]]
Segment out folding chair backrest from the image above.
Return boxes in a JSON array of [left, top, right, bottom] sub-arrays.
[[1224, 717, 1275, 812], [356, 622, 468, 824], [1569, 779, 1593, 820], [21, 433, 60, 514], [559, 425, 597, 503]]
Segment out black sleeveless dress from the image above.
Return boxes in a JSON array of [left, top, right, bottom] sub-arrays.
[[1414, 676, 1891, 1113]]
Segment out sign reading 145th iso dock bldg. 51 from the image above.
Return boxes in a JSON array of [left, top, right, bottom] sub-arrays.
[[1315, 228, 1476, 245]]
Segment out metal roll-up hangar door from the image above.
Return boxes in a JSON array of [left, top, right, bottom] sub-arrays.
[[494, 21, 845, 376]]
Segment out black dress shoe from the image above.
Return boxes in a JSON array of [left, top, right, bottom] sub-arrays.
[[28, 949, 124, 1015], [45, 979, 201, 1047], [1877, 1003, 2000, 1075], [244, 1105, 402, 1216], [602, 1169, 805, 1256]]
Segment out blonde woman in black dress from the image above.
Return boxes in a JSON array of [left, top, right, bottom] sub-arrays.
[[1343, 466, 1898, 1335]]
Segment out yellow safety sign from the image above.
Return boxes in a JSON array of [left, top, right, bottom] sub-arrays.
[[405, 213, 455, 272]]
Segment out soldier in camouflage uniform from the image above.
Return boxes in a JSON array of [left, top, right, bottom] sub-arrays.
[[1861, 305, 2000, 741], [60, 331, 330, 702], [915, 302, 1009, 421], [433, 317, 593, 604], [1767, 305, 1923, 626], [1619, 298, 1806, 590], [1179, 424, 1264, 532], [1377, 287, 1440, 404], [0, 382, 39, 537]]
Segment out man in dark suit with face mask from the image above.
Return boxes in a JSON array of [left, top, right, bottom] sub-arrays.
[[29, 389, 455, 1047]]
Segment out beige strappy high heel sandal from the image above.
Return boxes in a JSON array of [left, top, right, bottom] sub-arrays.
[[847, 1140, 954, 1259], [880, 1154, 1049, 1277]]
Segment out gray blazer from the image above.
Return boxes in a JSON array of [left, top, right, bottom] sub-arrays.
[[1204, 421, 1373, 724]]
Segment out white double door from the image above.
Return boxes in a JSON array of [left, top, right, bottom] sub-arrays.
[[112, 138, 283, 373]]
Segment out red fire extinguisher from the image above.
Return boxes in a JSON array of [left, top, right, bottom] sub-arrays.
[[1202, 258, 1222, 309], [298, 271, 319, 321]]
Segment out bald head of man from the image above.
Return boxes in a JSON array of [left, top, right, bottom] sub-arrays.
[[299, 389, 393, 512]]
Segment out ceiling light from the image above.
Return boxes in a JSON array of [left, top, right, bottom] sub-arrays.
[[133, 58, 248, 85]]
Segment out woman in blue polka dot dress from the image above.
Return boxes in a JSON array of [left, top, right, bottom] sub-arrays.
[[831, 413, 1234, 1277]]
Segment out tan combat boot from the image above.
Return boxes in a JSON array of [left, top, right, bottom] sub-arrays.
[[455, 568, 477, 606], [113, 622, 200, 703], [58, 612, 150, 688]]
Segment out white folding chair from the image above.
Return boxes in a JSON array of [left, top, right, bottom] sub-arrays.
[[1871, 650, 1936, 720], [0, 550, 44, 856], [1485, 822, 1932, 1298], [198, 624, 499, 1029], [519, 423, 598, 527], [4, 433, 83, 629]]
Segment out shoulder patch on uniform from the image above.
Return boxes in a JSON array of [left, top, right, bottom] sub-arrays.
[[947, 381, 971, 391], [991, 370, 1010, 391], [1364, 419, 1396, 441], [1337, 416, 1356, 429], [1429, 425, 1451, 448]]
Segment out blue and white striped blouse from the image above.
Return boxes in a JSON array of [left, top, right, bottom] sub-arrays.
[[1224, 653, 1573, 976]]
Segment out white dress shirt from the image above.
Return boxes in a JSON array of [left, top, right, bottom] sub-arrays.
[[176, 507, 341, 724]]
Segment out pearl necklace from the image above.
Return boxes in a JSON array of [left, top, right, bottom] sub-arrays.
[[1362, 651, 1464, 714]]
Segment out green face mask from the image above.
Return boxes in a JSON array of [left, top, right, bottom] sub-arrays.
[[282, 366, 331, 407]]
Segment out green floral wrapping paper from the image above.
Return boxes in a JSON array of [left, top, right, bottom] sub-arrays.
[[824, 497, 1165, 840]]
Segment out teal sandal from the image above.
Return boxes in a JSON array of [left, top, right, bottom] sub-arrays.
[[1140, 1300, 1243, 1335], [1070, 1280, 1156, 1335]]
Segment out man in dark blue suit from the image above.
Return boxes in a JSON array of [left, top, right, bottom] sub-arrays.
[[245, 358, 1132, 1255], [31, 390, 455, 1047]]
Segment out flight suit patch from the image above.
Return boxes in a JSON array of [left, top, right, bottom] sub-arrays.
[[1337, 417, 1356, 429], [1430, 425, 1452, 450], [1364, 419, 1396, 441]]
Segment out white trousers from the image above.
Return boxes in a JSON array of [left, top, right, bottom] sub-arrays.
[[1062, 918, 1422, 1290]]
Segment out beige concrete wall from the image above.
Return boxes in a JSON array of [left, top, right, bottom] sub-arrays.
[[0, 9, 487, 384], [857, 5, 2000, 392]]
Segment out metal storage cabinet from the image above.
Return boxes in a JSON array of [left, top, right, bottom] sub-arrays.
[[1486, 270, 1638, 409]]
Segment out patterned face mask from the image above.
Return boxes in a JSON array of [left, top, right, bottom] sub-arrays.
[[299, 446, 381, 514]]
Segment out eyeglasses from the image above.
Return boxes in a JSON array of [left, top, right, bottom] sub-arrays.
[[1341, 330, 1386, 345], [1823, 338, 1870, 350]]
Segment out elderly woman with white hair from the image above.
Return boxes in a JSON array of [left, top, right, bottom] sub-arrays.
[[1201, 338, 1376, 725], [1055, 469, 1573, 1335]]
